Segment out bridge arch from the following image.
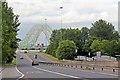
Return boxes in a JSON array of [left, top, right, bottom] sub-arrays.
[[19, 24, 52, 49]]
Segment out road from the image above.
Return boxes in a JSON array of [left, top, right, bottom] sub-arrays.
[[16, 50, 119, 80]]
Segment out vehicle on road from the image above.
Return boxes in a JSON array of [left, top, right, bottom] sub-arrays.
[[20, 56, 24, 59], [24, 50, 28, 53], [32, 61, 39, 66], [34, 54, 37, 59]]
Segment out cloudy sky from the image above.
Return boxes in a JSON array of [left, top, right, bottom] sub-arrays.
[[7, 0, 119, 44]]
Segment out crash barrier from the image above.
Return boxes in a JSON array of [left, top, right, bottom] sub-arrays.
[[62, 60, 119, 68], [38, 61, 119, 73]]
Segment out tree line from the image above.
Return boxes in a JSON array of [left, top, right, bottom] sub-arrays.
[[1, 1, 20, 64], [46, 19, 120, 60]]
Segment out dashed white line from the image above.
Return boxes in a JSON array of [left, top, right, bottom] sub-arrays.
[[26, 71, 42, 74]]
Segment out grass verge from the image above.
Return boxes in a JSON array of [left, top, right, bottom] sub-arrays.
[[2, 58, 16, 67], [41, 52, 62, 62], [2, 63, 15, 67]]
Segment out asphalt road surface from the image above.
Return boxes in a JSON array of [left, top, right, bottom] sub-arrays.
[[16, 51, 119, 80]]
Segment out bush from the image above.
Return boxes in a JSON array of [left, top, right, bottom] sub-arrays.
[[56, 40, 77, 60]]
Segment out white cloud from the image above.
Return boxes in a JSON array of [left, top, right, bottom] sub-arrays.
[[7, 0, 119, 28]]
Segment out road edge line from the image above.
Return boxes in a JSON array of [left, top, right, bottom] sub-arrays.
[[33, 66, 88, 80], [15, 65, 24, 80]]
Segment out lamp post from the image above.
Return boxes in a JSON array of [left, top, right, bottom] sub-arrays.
[[60, 6, 63, 40], [45, 18, 47, 46]]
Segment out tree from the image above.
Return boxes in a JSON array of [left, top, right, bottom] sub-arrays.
[[2, 1, 20, 63], [0, 1, 2, 64], [109, 40, 119, 57], [46, 27, 90, 58], [56, 40, 77, 60], [117, 40, 120, 55], [46, 28, 81, 57], [46, 30, 61, 57], [61, 27, 89, 56], [83, 37, 97, 56], [46, 42, 58, 57], [100, 40, 111, 55], [80, 27, 89, 44], [78, 27, 89, 55], [90, 19, 119, 40], [90, 40, 120, 57], [90, 40, 102, 54]]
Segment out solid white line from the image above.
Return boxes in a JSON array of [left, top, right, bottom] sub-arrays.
[[33, 66, 81, 79], [15, 65, 24, 80]]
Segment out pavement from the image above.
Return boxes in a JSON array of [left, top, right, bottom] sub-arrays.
[[0, 67, 2, 80], [1, 66, 22, 80]]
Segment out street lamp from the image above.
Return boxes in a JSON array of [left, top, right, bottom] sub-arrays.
[[45, 18, 47, 46], [60, 6, 63, 40]]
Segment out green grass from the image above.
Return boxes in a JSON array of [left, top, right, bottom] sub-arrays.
[[2, 63, 15, 67], [41, 52, 62, 62], [12, 58, 16, 65], [1, 58, 16, 67]]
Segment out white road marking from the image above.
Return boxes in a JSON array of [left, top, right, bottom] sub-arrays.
[[26, 71, 42, 74], [15, 65, 24, 80], [51, 64, 118, 77], [33, 66, 84, 79]]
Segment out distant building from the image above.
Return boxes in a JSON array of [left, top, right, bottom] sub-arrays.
[[118, 1, 120, 35]]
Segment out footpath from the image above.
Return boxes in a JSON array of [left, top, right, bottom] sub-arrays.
[[0, 66, 22, 80]]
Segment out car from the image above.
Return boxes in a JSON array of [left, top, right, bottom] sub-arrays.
[[32, 61, 39, 66], [24, 50, 28, 53], [20, 56, 23, 59]]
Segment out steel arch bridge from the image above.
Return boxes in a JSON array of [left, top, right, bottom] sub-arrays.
[[19, 24, 52, 49]]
